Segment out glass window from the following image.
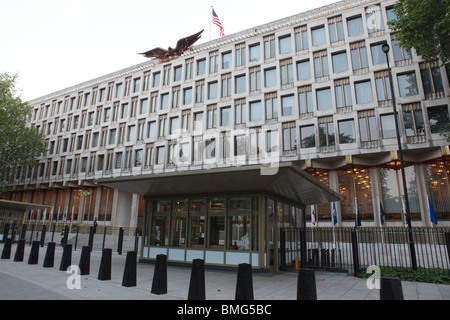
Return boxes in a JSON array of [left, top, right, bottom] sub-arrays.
[[299, 90, 313, 114], [279, 35, 292, 54], [329, 20, 344, 43], [338, 119, 356, 143], [222, 51, 232, 69], [208, 81, 218, 100], [283, 126, 297, 151], [355, 80, 373, 104], [189, 199, 206, 248], [427, 105, 450, 134], [392, 40, 412, 61], [335, 83, 352, 109], [316, 88, 332, 110], [371, 43, 387, 65], [375, 76, 392, 101], [397, 72, 418, 97], [347, 16, 363, 37], [265, 94, 278, 120], [312, 26, 326, 46], [421, 66, 444, 95], [300, 125, 315, 148], [197, 59, 206, 76], [183, 87, 192, 105], [170, 200, 188, 247], [359, 115, 378, 142], [297, 60, 311, 81], [156, 146, 165, 164], [235, 75, 246, 94], [314, 54, 329, 78], [380, 114, 397, 138], [221, 107, 231, 126], [150, 200, 171, 246], [161, 93, 169, 110], [319, 120, 335, 147], [249, 43, 261, 62], [295, 28, 309, 51], [264, 37, 276, 59], [332, 52, 348, 73], [228, 198, 251, 250], [404, 109, 425, 137], [236, 44, 246, 67], [366, 10, 384, 33], [250, 68, 261, 91], [351, 46, 368, 70], [264, 68, 277, 88], [281, 95, 295, 116], [235, 101, 246, 125], [280, 62, 293, 85], [250, 101, 262, 121], [173, 66, 182, 82]]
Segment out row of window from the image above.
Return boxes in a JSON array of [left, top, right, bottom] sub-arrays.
[[27, 104, 448, 181], [32, 3, 399, 122]]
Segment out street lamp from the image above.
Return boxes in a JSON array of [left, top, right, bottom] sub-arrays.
[[382, 42, 417, 270]]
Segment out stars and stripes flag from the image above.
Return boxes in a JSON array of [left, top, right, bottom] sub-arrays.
[[212, 8, 225, 37], [311, 205, 316, 226]]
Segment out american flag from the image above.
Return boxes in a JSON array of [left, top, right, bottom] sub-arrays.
[[212, 8, 225, 37]]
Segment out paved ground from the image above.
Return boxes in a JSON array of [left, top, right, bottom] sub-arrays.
[[0, 241, 449, 301]]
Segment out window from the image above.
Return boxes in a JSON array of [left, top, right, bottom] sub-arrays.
[[235, 43, 246, 67], [314, 50, 329, 78], [250, 66, 261, 91], [392, 39, 412, 62], [115, 83, 122, 98], [328, 17, 344, 43], [397, 72, 418, 97], [156, 146, 165, 165], [185, 59, 193, 80], [264, 68, 277, 88], [403, 103, 425, 137], [280, 59, 293, 85], [127, 125, 136, 142], [297, 60, 311, 81], [161, 93, 169, 110], [153, 72, 161, 88], [194, 112, 203, 132], [109, 129, 116, 145], [266, 130, 278, 153], [300, 125, 315, 148], [222, 51, 232, 69], [207, 106, 217, 129], [366, 7, 384, 33], [170, 117, 179, 135], [264, 35, 276, 59], [183, 87, 193, 105], [120, 103, 128, 119], [347, 16, 363, 37], [283, 122, 297, 151], [140, 98, 148, 115], [370, 43, 387, 65], [319, 117, 335, 147], [281, 95, 295, 116], [150, 93, 158, 112], [249, 101, 262, 121], [338, 119, 356, 143], [332, 51, 348, 73], [375, 71, 392, 101], [209, 51, 218, 73], [115, 152, 123, 169], [351, 41, 369, 71], [163, 66, 171, 86], [249, 43, 261, 62], [265, 93, 278, 120], [335, 79, 352, 109], [235, 99, 247, 125], [221, 106, 231, 126], [427, 105, 450, 134], [172, 87, 180, 108], [358, 110, 378, 142], [355, 80, 373, 104], [295, 26, 309, 51], [158, 116, 167, 137], [234, 135, 247, 157], [380, 114, 397, 139], [221, 74, 232, 98], [312, 26, 326, 46], [195, 80, 205, 103], [133, 78, 141, 92], [316, 87, 332, 111], [279, 35, 292, 54], [208, 81, 218, 100], [298, 86, 313, 114], [197, 59, 206, 76], [205, 139, 216, 160], [420, 62, 444, 96], [386, 7, 398, 23], [235, 75, 246, 94], [173, 66, 182, 82]]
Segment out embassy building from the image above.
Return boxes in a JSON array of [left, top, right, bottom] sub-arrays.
[[3, 0, 450, 270]]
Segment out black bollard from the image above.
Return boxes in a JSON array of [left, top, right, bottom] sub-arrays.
[[117, 228, 124, 255], [14, 239, 26, 262], [151, 254, 167, 295], [297, 269, 317, 300], [98, 248, 112, 281], [28, 241, 40, 265], [59, 244, 72, 271], [380, 277, 404, 300], [20, 224, 27, 240], [188, 259, 206, 300], [122, 251, 137, 287], [2, 224, 10, 243], [235, 263, 254, 300], [43, 242, 56, 268], [79, 246, 91, 276], [40, 225, 47, 247], [88, 227, 94, 252], [1, 238, 12, 259]]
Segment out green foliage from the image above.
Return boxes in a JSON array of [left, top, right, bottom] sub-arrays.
[[358, 266, 450, 284], [0, 73, 46, 192], [389, 0, 450, 64]]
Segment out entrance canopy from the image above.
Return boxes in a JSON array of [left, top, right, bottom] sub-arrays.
[[0, 200, 52, 214], [97, 162, 341, 208]]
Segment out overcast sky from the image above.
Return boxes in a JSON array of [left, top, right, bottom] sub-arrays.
[[1, 0, 339, 102]]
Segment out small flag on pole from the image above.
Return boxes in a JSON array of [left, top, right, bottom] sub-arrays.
[[332, 202, 338, 226], [212, 8, 225, 37], [428, 196, 438, 225], [379, 201, 385, 226], [355, 207, 362, 228], [311, 205, 316, 226]]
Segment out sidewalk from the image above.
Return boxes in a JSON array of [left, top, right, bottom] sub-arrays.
[[0, 242, 449, 300]]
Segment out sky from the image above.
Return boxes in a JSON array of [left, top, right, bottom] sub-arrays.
[[0, 0, 340, 102]]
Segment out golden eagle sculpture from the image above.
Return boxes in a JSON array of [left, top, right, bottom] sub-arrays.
[[139, 29, 204, 63]]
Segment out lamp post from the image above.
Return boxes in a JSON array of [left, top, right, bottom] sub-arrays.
[[382, 42, 417, 270]]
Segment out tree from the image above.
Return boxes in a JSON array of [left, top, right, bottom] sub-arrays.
[[388, 0, 450, 64], [0, 73, 46, 192]]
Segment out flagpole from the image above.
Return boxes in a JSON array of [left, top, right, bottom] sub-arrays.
[[210, 6, 213, 41]]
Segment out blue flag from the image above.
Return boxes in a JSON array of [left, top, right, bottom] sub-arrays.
[[379, 201, 385, 226], [428, 197, 438, 225], [355, 207, 362, 228], [332, 202, 338, 226]]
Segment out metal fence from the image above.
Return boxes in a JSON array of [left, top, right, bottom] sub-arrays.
[[1, 223, 141, 254], [280, 227, 450, 277]]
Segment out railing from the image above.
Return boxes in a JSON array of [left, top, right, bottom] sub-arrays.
[[280, 227, 450, 277]]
